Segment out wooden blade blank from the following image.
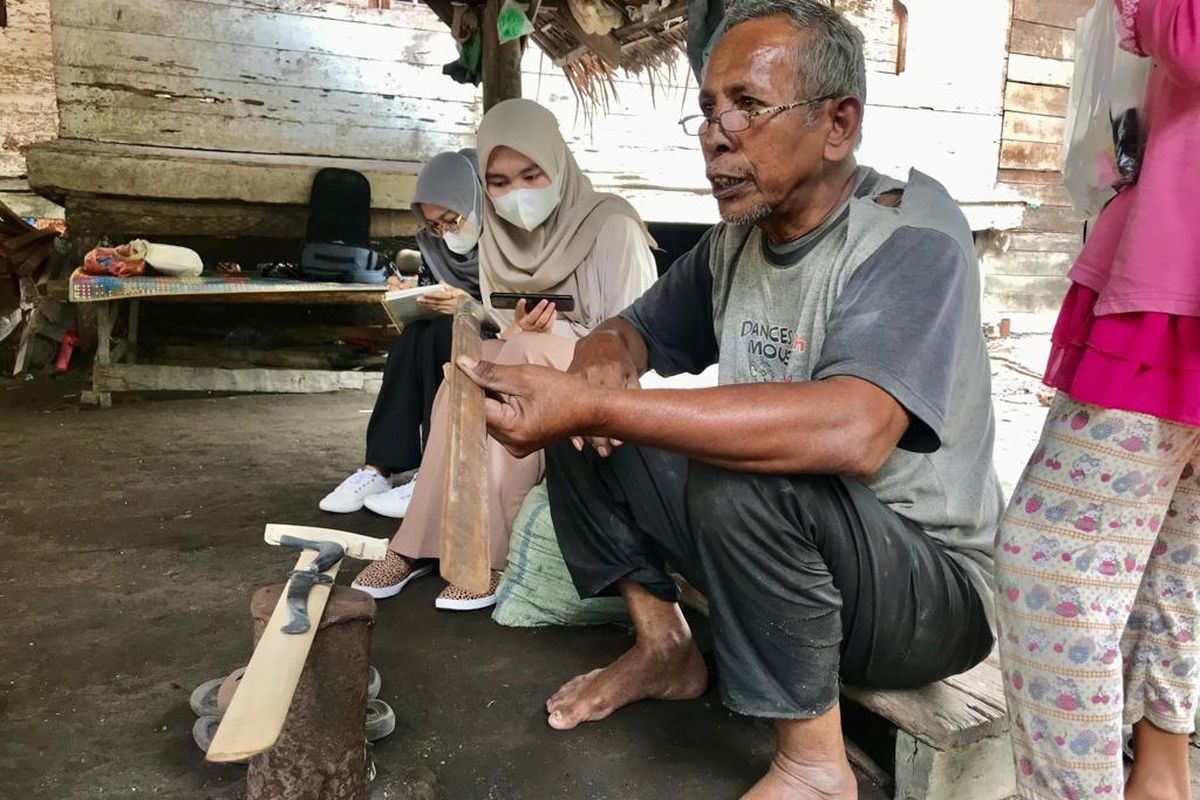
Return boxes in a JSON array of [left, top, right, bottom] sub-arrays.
[[205, 549, 339, 763], [438, 302, 491, 595]]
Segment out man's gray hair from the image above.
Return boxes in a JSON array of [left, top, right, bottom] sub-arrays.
[[721, 0, 867, 111]]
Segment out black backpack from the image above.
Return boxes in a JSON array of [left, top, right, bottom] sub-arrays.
[[299, 168, 388, 284]]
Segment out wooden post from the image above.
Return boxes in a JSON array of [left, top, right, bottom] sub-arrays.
[[438, 300, 491, 594], [481, 0, 523, 111], [126, 300, 140, 364]]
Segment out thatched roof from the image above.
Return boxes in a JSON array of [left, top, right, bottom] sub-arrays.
[[425, 0, 691, 105], [422, 0, 905, 107], [530, 0, 690, 105]]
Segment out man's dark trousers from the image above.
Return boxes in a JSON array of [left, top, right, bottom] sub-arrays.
[[545, 442, 994, 717]]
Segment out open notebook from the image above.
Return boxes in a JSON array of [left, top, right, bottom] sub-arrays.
[[380, 285, 444, 329]]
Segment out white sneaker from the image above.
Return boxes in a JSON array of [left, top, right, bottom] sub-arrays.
[[319, 469, 391, 513], [363, 475, 418, 519]]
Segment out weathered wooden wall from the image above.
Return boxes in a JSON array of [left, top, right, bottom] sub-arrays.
[[35, 0, 1019, 232], [50, 0, 479, 161], [524, 0, 1020, 229], [0, 0, 61, 218], [984, 0, 1091, 313]]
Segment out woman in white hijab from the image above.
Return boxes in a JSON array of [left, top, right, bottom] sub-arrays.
[[353, 98, 657, 610]]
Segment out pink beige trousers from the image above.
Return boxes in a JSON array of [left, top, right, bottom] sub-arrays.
[[388, 330, 576, 571]]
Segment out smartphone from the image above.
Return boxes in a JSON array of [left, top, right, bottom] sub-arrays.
[[489, 292, 575, 313]]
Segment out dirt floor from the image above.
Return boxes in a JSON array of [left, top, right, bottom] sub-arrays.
[[0, 336, 1053, 800]]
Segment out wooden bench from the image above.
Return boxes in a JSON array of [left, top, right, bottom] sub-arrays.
[[673, 579, 1016, 800], [841, 656, 1014, 800], [66, 272, 393, 407]]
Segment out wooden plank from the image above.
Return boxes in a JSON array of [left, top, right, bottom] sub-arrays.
[[438, 301, 491, 595], [52, 0, 452, 65], [0, 110, 55, 138], [95, 302, 114, 366], [26, 139, 424, 208], [1012, 0, 1091, 30], [51, 27, 474, 103], [146, 291, 388, 306], [1020, 204, 1084, 234], [984, 274, 1072, 312], [0, 189, 63, 220], [0, 110, 57, 165], [997, 167, 1067, 185], [980, 248, 1076, 277], [1000, 140, 1061, 171], [126, 300, 139, 364], [0, 152, 28, 178], [199, 0, 446, 30], [56, 102, 471, 163], [92, 362, 384, 393], [1, 0, 59, 189], [996, 180, 1072, 207], [1003, 82, 1069, 116], [842, 659, 1009, 750], [12, 306, 37, 376], [64, 196, 418, 240], [1007, 53, 1073, 87], [52, 64, 478, 132], [1002, 111, 1065, 145], [1009, 19, 1075, 61], [1002, 231, 1082, 253]]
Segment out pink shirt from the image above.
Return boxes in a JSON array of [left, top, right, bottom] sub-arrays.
[[1070, 0, 1200, 317]]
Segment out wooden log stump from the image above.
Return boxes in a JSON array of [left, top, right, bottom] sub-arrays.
[[245, 585, 376, 800]]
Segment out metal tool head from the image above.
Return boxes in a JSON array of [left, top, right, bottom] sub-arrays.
[[277, 535, 346, 635]]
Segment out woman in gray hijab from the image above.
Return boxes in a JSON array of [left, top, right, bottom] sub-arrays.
[[319, 149, 484, 516]]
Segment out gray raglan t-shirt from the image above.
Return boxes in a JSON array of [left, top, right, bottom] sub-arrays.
[[621, 167, 1002, 629]]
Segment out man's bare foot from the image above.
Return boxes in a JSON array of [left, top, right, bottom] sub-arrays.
[[740, 754, 857, 800], [545, 633, 708, 730]]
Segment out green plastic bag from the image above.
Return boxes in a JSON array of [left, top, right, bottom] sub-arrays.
[[496, 0, 534, 44]]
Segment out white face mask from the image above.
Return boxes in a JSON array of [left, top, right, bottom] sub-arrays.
[[491, 174, 563, 231], [442, 211, 480, 254]]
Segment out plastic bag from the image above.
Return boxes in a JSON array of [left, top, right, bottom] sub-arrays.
[[496, 0, 534, 44], [1062, 0, 1152, 218]]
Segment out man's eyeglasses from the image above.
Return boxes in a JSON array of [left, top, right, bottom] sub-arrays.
[[678, 94, 838, 137], [423, 213, 464, 235]]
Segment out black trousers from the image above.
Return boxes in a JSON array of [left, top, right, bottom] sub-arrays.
[[545, 443, 994, 718], [364, 316, 454, 474]]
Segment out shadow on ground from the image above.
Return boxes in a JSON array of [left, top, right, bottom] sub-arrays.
[[1, 382, 894, 799]]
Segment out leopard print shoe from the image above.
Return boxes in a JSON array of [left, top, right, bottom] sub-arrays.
[[351, 552, 434, 600], [434, 571, 502, 611]]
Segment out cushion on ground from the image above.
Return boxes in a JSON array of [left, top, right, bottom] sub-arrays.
[[493, 484, 630, 628]]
